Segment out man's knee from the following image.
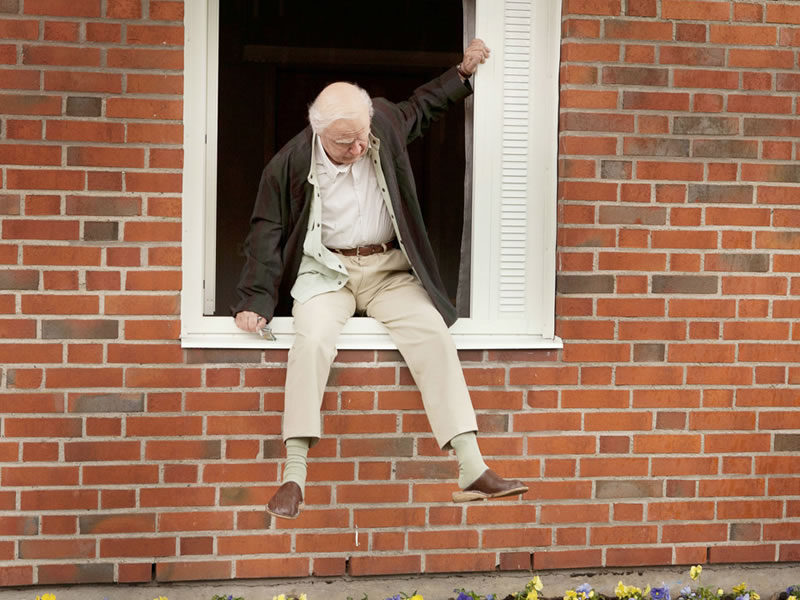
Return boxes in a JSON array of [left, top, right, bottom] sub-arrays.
[[289, 328, 337, 364]]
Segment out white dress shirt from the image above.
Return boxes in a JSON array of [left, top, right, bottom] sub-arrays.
[[314, 134, 395, 249], [290, 134, 411, 304]]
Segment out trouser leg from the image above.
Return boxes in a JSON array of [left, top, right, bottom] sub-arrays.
[[283, 288, 355, 442], [356, 252, 478, 448]]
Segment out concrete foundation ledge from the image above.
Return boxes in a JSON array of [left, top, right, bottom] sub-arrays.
[[0, 564, 798, 600]]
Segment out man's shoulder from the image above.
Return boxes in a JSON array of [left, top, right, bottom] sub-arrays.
[[371, 99, 405, 148], [266, 126, 313, 175]]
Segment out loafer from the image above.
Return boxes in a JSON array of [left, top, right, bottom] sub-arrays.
[[266, 481, 304, 519], [452, 468, 528, 502]]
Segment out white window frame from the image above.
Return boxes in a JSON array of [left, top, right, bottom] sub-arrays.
[[181, 0, 563, 350]]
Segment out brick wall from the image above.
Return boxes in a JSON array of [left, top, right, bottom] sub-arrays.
[[0, 0, 799, 589]]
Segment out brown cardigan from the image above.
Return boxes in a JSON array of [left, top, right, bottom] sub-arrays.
[[233, 67, 471, 328]]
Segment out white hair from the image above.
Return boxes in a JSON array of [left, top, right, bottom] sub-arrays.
[[307, 83, 374, 135]]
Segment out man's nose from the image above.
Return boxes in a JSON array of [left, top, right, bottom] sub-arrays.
[[351, 141, 365, 155]]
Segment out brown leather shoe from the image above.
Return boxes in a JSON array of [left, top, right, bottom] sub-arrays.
[[452, 468, 528, 502], [266, 481, 304, 519]]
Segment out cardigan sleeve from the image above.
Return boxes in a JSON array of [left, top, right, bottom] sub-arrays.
[[231, 160, 287, 321], [390, 66, 473, 146]]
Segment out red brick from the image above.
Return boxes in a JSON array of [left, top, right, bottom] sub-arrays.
[[19, 538, 95, 559], [105, 294, 179, 315], [106, 248, 141, 267], [756, 456, 800, 475], [127, 122, 182, 144], [533, 548, 602, 569], [5, 118, 42, 138], [349, 554, 421, 576], [184, 391, 259, 412], [323, 413, 396, 434], [82, 464, 158, 485], [730, 48, 794, 68], [106, 0, 142, 19], [652, 456, 718, 476], [563, 18, 602, 38], [663, 523, 728, 543], [633, 434, 701, 454], [234, 557, 309, 579], [648, 500, 715, 521], [0, 565, 32, 586], [562, 389, 629, 409], [46, 368, 122, 388], [155, 560, 232, 582], [699, 478, 765, 497], [124, 221, 181, 242], [64, 440, 140, 462], [337, 483, 409, 504], [216, 533, 290, 556], [22, 44, 100, 67], [44, 71, 122, 94], [86, 22, 121, 43], [202, 463, 277, 484], [709, 544, 776, 563], [87, 171, 122, 191], [425, 552, 496, 573], [128, 73, 183, 95], [100, 536, 176, 560], [581, 457, 648, 477], [674, 69, 738, 89], [158, 511, 233, 532]]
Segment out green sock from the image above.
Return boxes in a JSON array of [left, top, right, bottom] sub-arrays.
[[282, 437, 310, 493], [449, 431, 488, 489]]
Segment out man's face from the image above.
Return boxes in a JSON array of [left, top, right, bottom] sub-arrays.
[[320, 116, 370, 165]]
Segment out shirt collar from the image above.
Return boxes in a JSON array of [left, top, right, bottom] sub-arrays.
[[311, 133, 381, 175], [315, 133, 351, 176]]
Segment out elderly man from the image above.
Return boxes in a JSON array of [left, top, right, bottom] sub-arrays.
[[234, 39, 527, 519]]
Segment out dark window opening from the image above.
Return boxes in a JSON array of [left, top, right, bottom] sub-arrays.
[[213, 0, 467, 317]]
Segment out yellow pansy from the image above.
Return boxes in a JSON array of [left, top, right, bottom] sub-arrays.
[[299, 595, 308, 600], [717, 590, 724, 596], [273, 595, 286, 600], [752, 593, 760, 600], [565, 590, 578, 600], [532, 576, 544, 592], [788, 596, 796, 600], [409, 595, 424, 600], [690, 565, 702, 580], [527, 591, 538, 600]]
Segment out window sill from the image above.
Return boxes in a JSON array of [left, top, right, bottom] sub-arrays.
[[181, 316, 563, 350]]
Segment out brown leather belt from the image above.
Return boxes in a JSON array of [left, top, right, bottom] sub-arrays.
[[329, 239, 396, 257]]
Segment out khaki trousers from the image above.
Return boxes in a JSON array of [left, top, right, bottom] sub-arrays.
[[283, 248, 478, 448]]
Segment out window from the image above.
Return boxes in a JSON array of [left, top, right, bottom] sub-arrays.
[[181, 0, 563, 349], [211, 1, 467, 319]]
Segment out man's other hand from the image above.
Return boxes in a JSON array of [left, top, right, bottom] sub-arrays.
[[235, 310, 267, 333], [460, 38, 491, 77]]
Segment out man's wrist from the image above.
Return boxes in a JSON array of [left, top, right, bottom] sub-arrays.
[[456, 63, 471, 79]]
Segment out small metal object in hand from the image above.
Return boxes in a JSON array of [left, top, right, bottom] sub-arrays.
[[257, 323, 276, 341]]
